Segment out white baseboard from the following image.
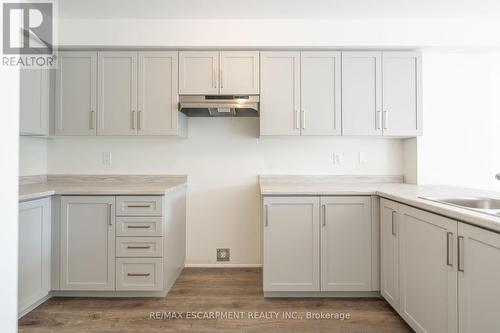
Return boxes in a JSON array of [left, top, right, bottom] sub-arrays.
[[18, 294, 52, 319], [184, 263, 262, 268], [264, 291, 381, 298]]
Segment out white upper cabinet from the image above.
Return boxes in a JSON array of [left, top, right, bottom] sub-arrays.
[[98, 52, 138, 135], [380, 198, 400, 311], [263, 196, 320, 292], [56, 51, 97, 136], [399, 204, 458, 333], [458, 223, 500, 333], [18, 198, 51, 315], [320, 196, 372, 291], [20, 68, 49, 136], [342, 51, 383, 136], [179, 51, 219, 95], [260, 51, 301, 136], [382, 52, 422, 136], [137, 51, 180, 135], [60, 196, 116, 291], [300, 52, 342, 136], [219, 51, 259, 95], [57, 51, 181, 136], [179, 51, 259, 95], [342, 51, 422, 137]]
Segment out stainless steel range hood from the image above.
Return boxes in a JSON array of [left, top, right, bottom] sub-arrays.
[[179, 95, 259, 117]]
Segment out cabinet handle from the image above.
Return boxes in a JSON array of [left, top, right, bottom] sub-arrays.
[[376, 110, 382, 130], [302, 110, 306, 130], [127, 273, 150, 277], [131, 110, 136, 129], [391, 211, 397, 235], [446, 232, 453, 266], [458, 236, 465, 272], [322, 204, 326, 226], [108, 204, 112, 226], [264, 205, 269, 227], [127, 204, 151, 208], [127, 245, 151, 249], [90, 110, 96, 129], [220, 69, 224, 89], [295, 110, 300, 129], [138, 110, 142, 130], [127, 225, 151, 229], [213, 69, 217, 88], [383, 110, 389, 130]]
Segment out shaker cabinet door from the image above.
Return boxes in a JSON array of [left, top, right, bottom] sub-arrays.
[[98, 52, 138, 135], [56, 51, 97, 135], [60, 196, 116, 290], [382, 51, 422, 136], [179, 51, 219, 95], [263, 196, 320, 292], [300, 52, 341, 136], [260, 52, 301, 136], [342, 52, 383, 136], [137, 51, 179, 135]]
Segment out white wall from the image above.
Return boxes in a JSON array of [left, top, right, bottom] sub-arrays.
[[403, 138, 418, 184], [418, 50, 500, 191], [19, 137, 48, 176], [56, 0, 500, 48], [0, 66, 20, 332], [48, 119, 404, 265], [58, 18, 500, 48]]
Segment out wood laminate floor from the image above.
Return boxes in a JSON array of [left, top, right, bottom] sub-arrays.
[[19, 268, 412, 333]]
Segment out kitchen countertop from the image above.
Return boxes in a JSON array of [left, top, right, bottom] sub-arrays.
[[259, 175, 500, 233], [19, 175, 188, 201]]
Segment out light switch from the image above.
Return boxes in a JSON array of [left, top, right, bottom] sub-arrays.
[[102, 152, 112, 166], [359, 152, 367, 164]]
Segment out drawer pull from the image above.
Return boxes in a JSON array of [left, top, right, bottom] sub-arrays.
[[127, 204, 152, 208], [127, 225, 151, 229], [127, 246, 151, 249], [127, 273, 151, 277]]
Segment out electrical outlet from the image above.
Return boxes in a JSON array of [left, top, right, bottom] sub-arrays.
[[102, 152, 112, 166], [333, 152, 343, 165], [359, 152, 367, 164], [216, 248, 230, 262]]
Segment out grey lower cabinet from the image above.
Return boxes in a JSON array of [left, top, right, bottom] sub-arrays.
[[398, 204, 457, 333], [263, 196, 320, 292], [60, 196, 116, 290], [18, 198, 51, 316], [380, 198, 500, 333], [262, 196, 375, 295], [458, 223, 500, 333], [380, 198, 400, 310], [59, 195, 166, 292], [321, 196, 372, 291]]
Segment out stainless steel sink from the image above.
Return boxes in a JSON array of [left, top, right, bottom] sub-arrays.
[[420, 197, 500, 217]]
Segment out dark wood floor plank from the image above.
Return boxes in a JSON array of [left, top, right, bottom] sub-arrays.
[[19, 268, 412, 333]]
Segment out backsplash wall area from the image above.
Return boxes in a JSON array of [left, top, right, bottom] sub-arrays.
[[19, 137, 47, 176], [46, 118, 404, 265]]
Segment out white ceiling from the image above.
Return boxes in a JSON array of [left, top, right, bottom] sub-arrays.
[[59, 0, 500, 20]]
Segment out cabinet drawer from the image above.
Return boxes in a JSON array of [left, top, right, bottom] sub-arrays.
[[116, 237, 163, 258], [116, 258, 163, 291], [116, 217, 164, 237], [116, 196, 163, 216]]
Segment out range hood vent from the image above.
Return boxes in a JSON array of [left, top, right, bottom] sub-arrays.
[[179, 95, 259, 117]]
